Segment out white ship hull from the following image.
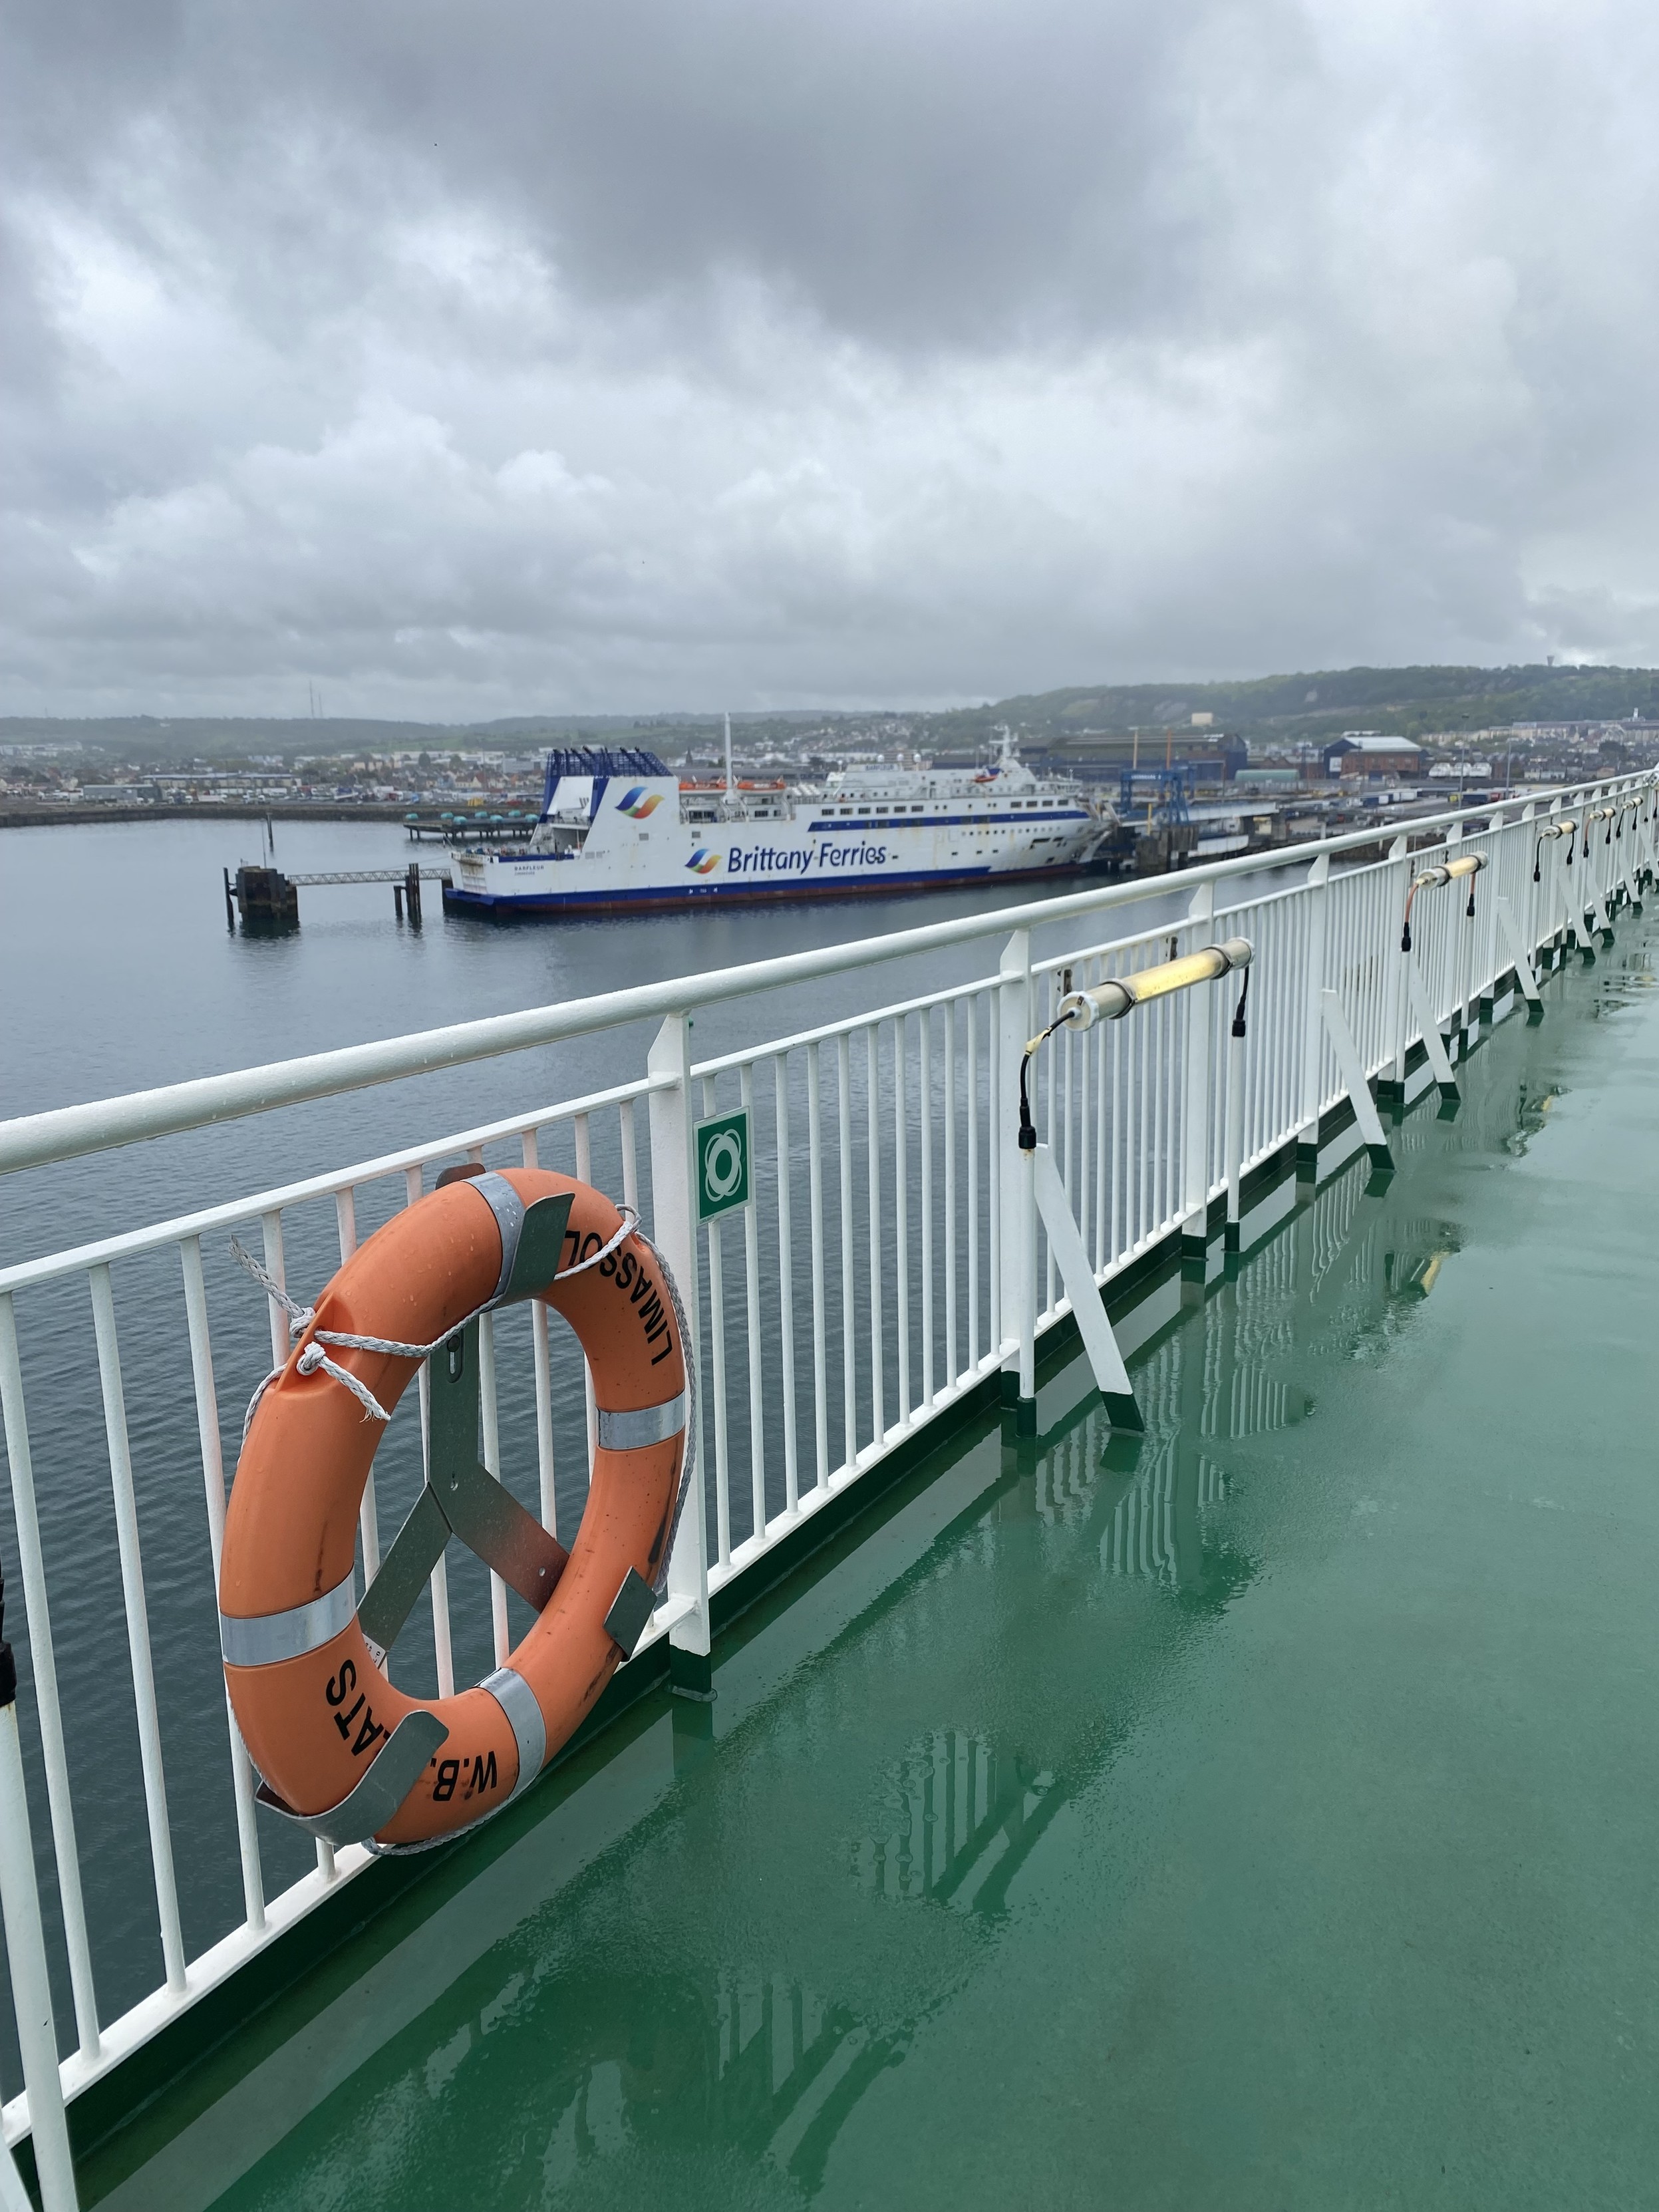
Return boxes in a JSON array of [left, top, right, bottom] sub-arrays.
[[445, 803, 1102, 915], [443, 746, 1106, 917]]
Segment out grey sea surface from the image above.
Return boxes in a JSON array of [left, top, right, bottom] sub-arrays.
[[1, 815, 1203, 1263]]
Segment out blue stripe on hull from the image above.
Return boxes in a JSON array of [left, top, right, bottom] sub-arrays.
[[805, 810, 1088, 832], [442, 860, 1093, 917]]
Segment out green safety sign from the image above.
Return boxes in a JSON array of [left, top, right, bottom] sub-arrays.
[[694, 1109, 751, 1221]]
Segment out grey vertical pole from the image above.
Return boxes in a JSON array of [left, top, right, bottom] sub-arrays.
[[0, 1572, 79, 2211]]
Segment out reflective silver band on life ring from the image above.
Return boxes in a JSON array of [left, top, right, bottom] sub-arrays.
[[482, 1664, 546, 1800], [220, 1568, 357, 1668], [466, 1172, 528, 1303], [596, 1393, 688, 1453]]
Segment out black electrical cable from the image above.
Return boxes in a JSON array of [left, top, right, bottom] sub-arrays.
[[1401, 880, 1426, 952], [0, 1561, 14, 1710], [1018, 1019, 1063, 1151], [1231, 967, 1251, 1038]]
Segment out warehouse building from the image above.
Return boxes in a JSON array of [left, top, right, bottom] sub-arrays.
[[1320, 733, 1425, 781]]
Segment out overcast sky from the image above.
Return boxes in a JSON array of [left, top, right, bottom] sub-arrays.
[[3, 0, 1658, 719]]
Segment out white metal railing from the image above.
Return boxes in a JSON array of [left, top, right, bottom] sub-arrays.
[[0, 772, 1652, 2197]]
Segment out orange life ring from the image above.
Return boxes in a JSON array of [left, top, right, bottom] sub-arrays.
[[219, 1167, 690, 1851]]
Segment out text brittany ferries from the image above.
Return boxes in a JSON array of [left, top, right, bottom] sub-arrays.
[[444, 731, 1112, 917]]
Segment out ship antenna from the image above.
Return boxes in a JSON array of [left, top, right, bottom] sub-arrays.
[[724, 711, 735, 813]]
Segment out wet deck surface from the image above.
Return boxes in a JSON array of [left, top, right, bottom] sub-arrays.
[[116, 923, 1659, 2211]]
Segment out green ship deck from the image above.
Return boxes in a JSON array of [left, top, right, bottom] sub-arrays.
[[83, 913, 1659, 2211]]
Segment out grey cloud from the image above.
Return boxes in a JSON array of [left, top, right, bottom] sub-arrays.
[[4, 0, 1659, 716], [7, 0, 1227, 346]]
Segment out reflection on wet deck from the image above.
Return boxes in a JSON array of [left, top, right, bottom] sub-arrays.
[[529, 1967, 903, 2199], [850, 1734, 1058, 1913], [523, 1163, 1497, 2201]]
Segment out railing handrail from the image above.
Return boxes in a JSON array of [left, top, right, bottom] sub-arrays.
[[0, 1073, 668, 1297], [0, 782, 1618, 1183]]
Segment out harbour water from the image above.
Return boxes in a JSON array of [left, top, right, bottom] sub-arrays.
[[2, 815, 1168, 1265], [80, 899, 1659, 2211]]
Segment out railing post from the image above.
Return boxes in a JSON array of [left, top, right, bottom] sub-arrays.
[[1298, 850, 1330, 1178], [1576, 788, 1594, 945], [1387, 832, 1412, 1092], [998, 930, 1035, 1432], [0, 1298, 100, 2062], [1224, 996, 1247, 1249], [1588, 786, 1607, 941], [1557, 798, 1575, 961], [1609, 790, 1628, 922], [1517, 800, 1538, 967], [1181, 881, 1215, 1270], [1443, 816, 1468, 1057], [1477, 816, 1501, 1022], [647, 1015, 712, 1699], [0, 1574, 80, 2212], [1555, 796, 1576, 956]]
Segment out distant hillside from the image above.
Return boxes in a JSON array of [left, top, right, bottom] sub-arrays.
[[8, 664, 1659, 760], [930, 665, 1659, 749]]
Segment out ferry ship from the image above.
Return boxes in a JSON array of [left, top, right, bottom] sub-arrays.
[[442, 728, 1110, 915]]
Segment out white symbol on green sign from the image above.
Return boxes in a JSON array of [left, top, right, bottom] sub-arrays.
[[695, 1109, 750, 1221]]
